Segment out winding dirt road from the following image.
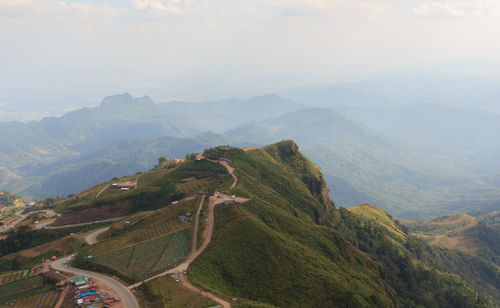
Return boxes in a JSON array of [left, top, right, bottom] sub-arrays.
[[129, 156, 247, 308], [49, 152, 244, 308], [219, 161, 237, 189]]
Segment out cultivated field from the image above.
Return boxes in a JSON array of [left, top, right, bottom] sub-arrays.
[[0, 276, 44, 301], [0, 290, 59, 308], [91, 230, 189, 280], [0, 271, 26, 285], [90, 197, 199, 255]]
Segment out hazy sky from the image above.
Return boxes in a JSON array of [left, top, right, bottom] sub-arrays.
[[1, 0, 500, 119]]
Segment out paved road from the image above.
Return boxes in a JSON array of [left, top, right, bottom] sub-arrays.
[[0, 209, 58, 233], [52, 256, 139, 308], [45, 216, 125, 229], [85, 227, 111, 245]]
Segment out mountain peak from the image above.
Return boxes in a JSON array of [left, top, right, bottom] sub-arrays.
[[100, 93, 134, 107], [267, 140, 299, 160]]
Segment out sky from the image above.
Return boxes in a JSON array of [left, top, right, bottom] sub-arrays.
[[1, 0, 500, 120]]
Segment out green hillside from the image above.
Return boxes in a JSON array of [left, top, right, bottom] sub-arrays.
[[0, 94, 207, 198], [402, 211, 500, 266], [2, 141, 498, 307], [224, 108, 500, 218], [187, 141, 496, 307]]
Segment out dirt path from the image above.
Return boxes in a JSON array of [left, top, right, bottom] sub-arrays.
[[95, 184, 110, 199], [129, 156, 248, 307], [199, 154, 237, 189], [54, 285, 69, 308], [129, 192, 245, 305], [219, 161, 237, 189], [180, 276, 232, 308], [242, 147, 258, 151], [190, 195, 206, 256]]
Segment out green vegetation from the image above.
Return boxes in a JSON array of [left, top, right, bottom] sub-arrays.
[[203, 146, 230, 160], [52, 158, 230, 228], [0, 276, 44, 300], [0, 191, 22, 208], [6, 140, 495, 307], [0, 271, 26, 284], [191, 143, 394, 307], [0, 290, 60, 308], [138, 275, 217, 308], [188, 142, 496, 307], [0, 222, 111, 258], [399, 210, 500, 298], [333, 208, 496, 306], [80, 230, 189, 282], [347, 204, 407, 242]]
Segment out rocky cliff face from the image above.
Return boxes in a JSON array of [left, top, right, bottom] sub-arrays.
[[267, 140, 334, 222]]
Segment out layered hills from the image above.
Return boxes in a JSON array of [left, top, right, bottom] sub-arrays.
[[1, 93, 500, 218], [1, 141, 497, 307]]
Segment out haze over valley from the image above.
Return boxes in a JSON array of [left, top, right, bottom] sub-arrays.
[[1, 0, 499, 307]]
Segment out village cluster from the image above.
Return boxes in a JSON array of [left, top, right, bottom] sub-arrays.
[[70, 276, 120, 307]]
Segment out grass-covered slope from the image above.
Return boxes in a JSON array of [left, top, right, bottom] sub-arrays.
[[51, 158, 232, 226], [191, 143, 393, 307], [189, 141, 496, 307], [339, 205, 500, 306], [402, 210, 500, 271]]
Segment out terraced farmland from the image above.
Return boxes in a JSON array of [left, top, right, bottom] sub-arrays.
[[90, 198, 199, 255], [0, 276, 44, 301], [0, 290, 59, 308], [91, 230, 189, 280], [0, 271, 26, 284]]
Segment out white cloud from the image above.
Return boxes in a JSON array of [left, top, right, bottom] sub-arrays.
[[412, 0, 500, 17], [413, 2, 465, 17], [1, 0, 32, 6], [2, 0, 500, 103], [131, 0, 183, 13]]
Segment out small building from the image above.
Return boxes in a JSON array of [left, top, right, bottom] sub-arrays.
[[179, 215, 187, 222], [56, 281, 66, 290], [72, 276, 87, 286], [42, 270, 68, 283], [50, 256, 57, 261], [121, 187, 130, 191]]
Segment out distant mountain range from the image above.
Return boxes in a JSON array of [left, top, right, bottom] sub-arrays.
[[1, 92, 499, 218]]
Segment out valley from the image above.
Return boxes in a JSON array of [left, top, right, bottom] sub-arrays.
[[1, 94, 499, 218], [0, 143, 498, 307]]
